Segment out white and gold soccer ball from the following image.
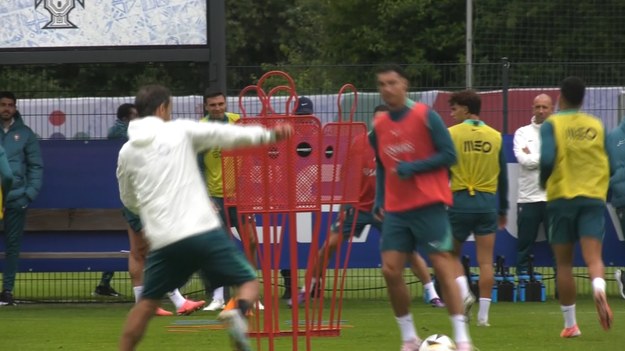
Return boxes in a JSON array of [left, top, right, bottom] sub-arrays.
[[418, 334, 456, 351]]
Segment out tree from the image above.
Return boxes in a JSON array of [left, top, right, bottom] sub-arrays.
[[474, 0, 625, 86], [272, 0, 467, 90]]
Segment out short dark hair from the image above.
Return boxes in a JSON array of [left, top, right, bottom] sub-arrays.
[[203, 89, 225, 102], [375, 64, 408, 80], [135, 85, 171, 117], [449, 90, 481, 115], [0, 91, 16, 104], [116, 103, 136, 120], [560, 76, 585, 108], [374, 104, 389, 113]]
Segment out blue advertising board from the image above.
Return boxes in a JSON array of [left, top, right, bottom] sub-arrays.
[[1, 136, 623, 272]]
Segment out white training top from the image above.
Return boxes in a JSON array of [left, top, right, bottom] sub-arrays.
[[117, 116, 274, 251], [513, 116, 547, 203]]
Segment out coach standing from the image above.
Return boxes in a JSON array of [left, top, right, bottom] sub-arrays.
[[513, 94, 553, 275], [0, 91, 43, 306]]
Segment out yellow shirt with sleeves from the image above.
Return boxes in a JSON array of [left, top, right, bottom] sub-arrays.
[[545, 111, 608, 201], [449, 119, 502, 195], [200, 112, 240, 197]]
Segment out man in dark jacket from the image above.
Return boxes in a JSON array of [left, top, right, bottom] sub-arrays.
[[107, 103, 137, 140], [0, 91, 43, 306], [92, 103, 139, 297], [607, 118, 625, 300]]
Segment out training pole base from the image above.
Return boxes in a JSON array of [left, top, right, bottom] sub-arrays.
[[248, 328, 341, 338]]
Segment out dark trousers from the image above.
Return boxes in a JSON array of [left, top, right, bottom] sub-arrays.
[[516, 202, 547, 274], [2, 207, 28, 292], [99, 272, 114, 286], [616, 207, 625, 234]]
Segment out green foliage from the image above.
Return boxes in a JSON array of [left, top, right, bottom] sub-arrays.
[[474, 0, 625, 87], [0, 66, 62, 98], [2, 0, 625, 96], [0, 63, 209, 98]]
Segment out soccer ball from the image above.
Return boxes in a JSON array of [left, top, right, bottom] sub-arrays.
[[418, 334, 456, 351]]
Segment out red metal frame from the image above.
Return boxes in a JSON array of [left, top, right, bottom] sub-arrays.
[[221, 72, 367, 351]]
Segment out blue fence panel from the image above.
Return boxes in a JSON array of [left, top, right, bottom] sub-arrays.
[[1, 136, 624, 272]]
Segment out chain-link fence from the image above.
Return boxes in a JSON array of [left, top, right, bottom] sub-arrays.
[[232, 61, 625, 134], [9, 266, 625, 303], [2, 61, 624, 302], [3, 62, 625, 138]]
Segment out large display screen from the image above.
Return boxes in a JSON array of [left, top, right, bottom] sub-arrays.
[[0, 1, 208, 48]]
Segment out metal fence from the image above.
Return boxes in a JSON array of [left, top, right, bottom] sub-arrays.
[[8, 266, 623, 303], [2, 61, 625, 302], [2, 61, 624, 139]]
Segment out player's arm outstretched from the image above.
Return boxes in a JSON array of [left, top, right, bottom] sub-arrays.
[[183, 120, 292, 152], [395, 109, 456, 179]]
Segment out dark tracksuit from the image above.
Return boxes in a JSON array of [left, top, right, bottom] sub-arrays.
[[1, 112, 43, 293], [607, 120, 625, 226]]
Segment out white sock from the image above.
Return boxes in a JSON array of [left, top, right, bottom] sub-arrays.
[[168, 289, 186, 310], [395, 313, 418, 342], [133, 286, 143, 303], [592, 277, 606, 293], [451, 314, 471, 343], [212, 287, 224, 301], [561, 304, 577, 328], [302, 278, 318, 294], [456, 276, 470, 299], [477, 298, 491, 322], [423, 282, 440, 300]]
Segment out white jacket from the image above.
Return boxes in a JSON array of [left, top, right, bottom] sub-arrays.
[[513, 116, 547, 203], [117, 116, 275, 250]]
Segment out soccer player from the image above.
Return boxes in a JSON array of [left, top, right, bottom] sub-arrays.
[[513, 94, 553, 275], [117, 84, 292, 351], [94, 103, 139, 298], [606, 113, 625, 300], [290, 104, 444, 308], [540, 76, 613, 337], [447, 90, 508, 327], [199, 90, 262, 311], [369, 65, 472, 351], [108, 103, 204, 316]]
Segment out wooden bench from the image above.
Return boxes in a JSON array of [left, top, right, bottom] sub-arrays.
[[0, 252, 128, 259], [24, 208, 128, 231], [0, 208, 129, 264]]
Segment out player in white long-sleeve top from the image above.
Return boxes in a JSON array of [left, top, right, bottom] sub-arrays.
[[117, 84, 293, 351]]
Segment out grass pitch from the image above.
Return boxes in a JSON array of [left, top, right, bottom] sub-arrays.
[[0, 297, 623, 350]]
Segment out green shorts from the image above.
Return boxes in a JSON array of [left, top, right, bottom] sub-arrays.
[[331, 205, 381, 238], [121, 207, 143, 232], [141, 228, 256, 299], [380, 203, 453, 254], [449, 211, 498, 243], [546, 198, 605, 244]]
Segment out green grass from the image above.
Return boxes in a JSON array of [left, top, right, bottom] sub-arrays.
[[1, 298, 624, 350]]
